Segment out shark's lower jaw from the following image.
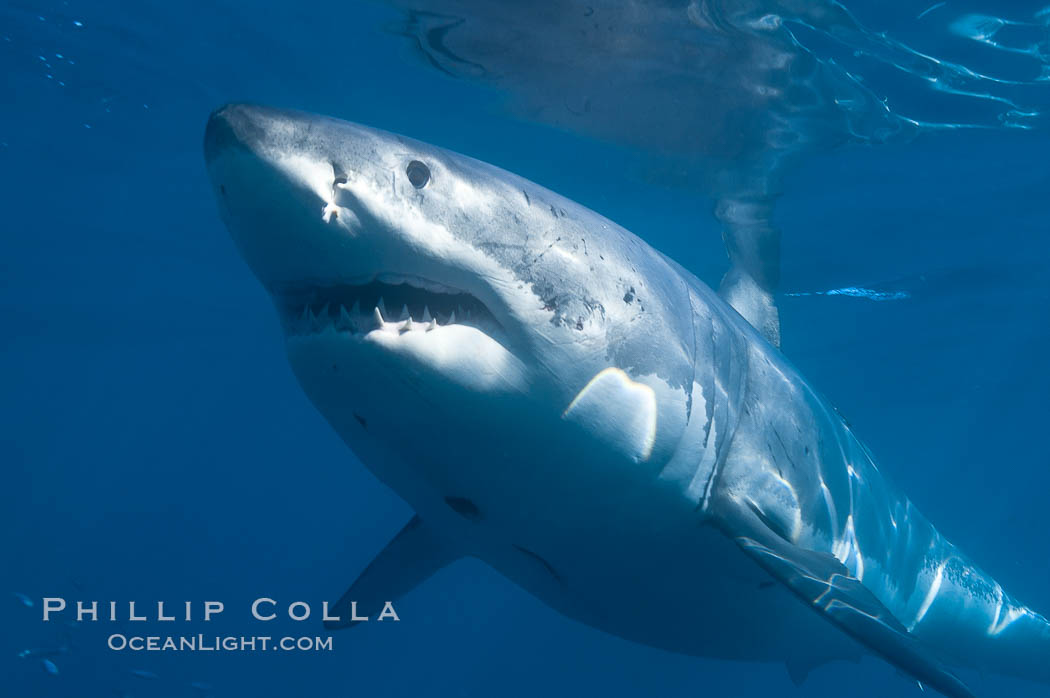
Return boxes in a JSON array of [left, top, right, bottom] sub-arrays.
[[273, 275, 506, 343]]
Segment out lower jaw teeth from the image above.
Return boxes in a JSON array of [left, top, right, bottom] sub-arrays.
[[373, 305, 440, 335]]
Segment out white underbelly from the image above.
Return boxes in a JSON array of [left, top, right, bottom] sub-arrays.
[[455, 477, 852, 664]]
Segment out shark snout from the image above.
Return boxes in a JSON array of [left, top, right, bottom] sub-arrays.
[[203, 103, 277, 165], [204, 103, 364, 287], [203, 105, 236, 165]]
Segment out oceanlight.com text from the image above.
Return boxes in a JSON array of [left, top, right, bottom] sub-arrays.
[[107, 634, 334, 652]]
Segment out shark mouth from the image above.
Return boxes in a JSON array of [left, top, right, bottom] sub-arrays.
[[272, 275, 503, 340]]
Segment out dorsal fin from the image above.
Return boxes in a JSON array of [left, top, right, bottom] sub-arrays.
[[714, 196, 781, 347], [719, 266, 780, 347]]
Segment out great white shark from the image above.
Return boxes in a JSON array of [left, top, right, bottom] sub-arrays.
[[204, 104, 1050, 697]]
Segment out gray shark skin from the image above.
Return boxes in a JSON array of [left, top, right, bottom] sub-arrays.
[[204, 104, 1049, 697]]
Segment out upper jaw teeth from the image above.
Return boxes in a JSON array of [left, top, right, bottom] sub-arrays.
[[289, 296, 459, 337]]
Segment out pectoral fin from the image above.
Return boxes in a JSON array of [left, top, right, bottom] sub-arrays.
[[734, 534, 975, 698], [325, 515, 457, 630]]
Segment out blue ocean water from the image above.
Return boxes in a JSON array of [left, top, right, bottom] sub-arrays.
[[2, 1, 1050, 696]]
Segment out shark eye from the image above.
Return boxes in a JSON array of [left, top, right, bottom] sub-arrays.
[[406, 160, 430, 189]]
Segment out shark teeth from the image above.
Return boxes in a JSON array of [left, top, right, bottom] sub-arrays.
[[285, 293, 492, 339], [370, 304, 453, 335], [337, 305, 355, 332], [278, 274, 505, 341], [314, 303, 330, 332]]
